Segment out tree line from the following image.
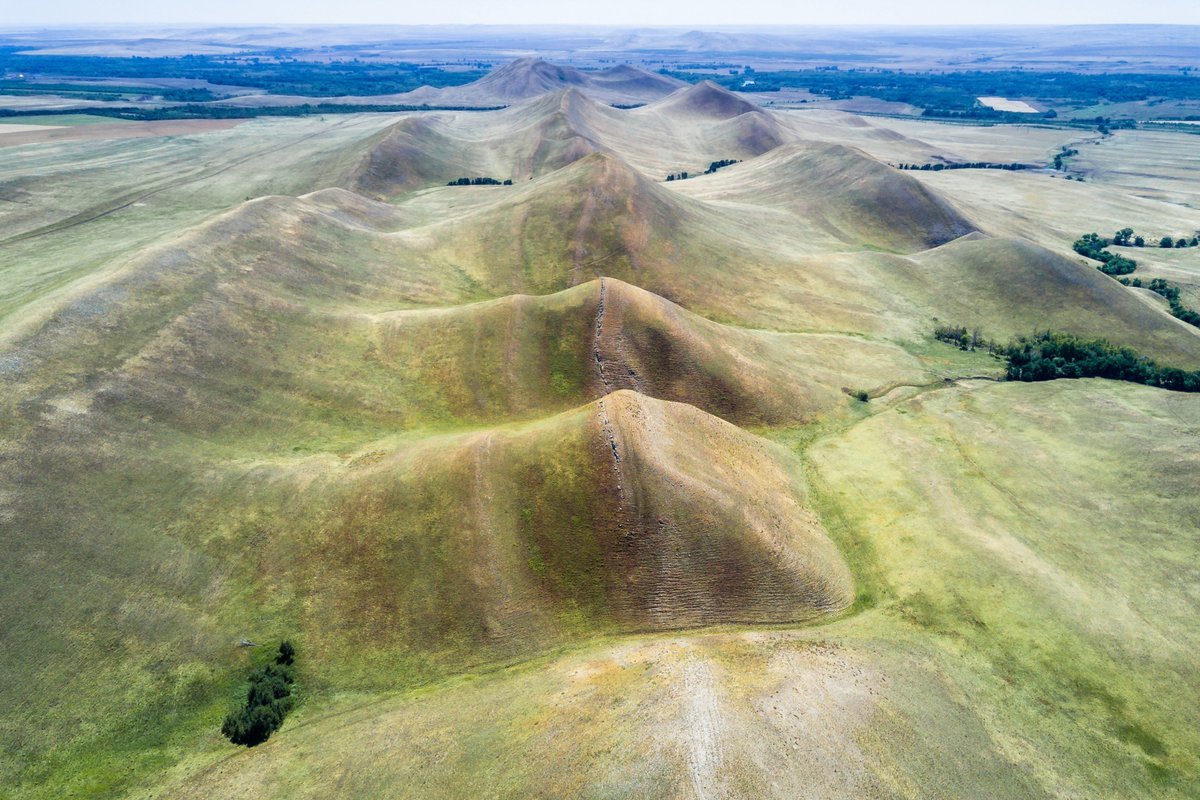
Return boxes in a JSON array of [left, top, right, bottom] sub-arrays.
[[896, 162, 1029, 171], [0, 48, 486, 97], [705, 159, 739, 174], [661, 66, 1200, 113], [666, 159, 740, 182], [1072, 228, 1200, 329], [447, 177, 512, 186], [934, 325, 1200, 392], [0, 102, 505, 122]]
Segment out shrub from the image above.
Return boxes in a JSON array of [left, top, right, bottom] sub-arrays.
[[222, 644, 298, 747]]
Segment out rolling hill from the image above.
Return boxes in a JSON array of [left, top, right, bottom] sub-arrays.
[[2, 56, 1199, 800]]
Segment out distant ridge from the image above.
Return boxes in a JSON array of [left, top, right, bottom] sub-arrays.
[[212, 58, 687, 109], [402, 58, 685, 107]]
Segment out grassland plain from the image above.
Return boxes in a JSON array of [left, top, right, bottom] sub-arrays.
[[2, 69, 1200, 799]]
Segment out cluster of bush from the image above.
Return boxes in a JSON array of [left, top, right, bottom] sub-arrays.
[[934, 326, 1200, 392], [933, 325, 997, 353], [446, 177, 512, 186], [1146, 279, 1200, 327], [1072, 228, 1200, 328], [1052, 147, 1079, 171], [665, 171, 690, 181], [896, 162, 1028, 171], [221, 641, 297, 747], [704, 159, 739, 174], [1073, 232, 1137, 275]]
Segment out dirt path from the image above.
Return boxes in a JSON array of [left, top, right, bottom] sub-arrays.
[[867, 373, 1002, 400], [593, 277, 613, 393], [682, 656, 724, 800]]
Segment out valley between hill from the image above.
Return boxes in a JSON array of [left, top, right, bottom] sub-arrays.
[[1, 61, 1198, 799]]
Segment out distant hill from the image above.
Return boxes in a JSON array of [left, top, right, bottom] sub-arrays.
[[215, 57, 687, 109]]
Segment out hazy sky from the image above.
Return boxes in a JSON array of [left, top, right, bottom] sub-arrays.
[[5, 0, 1200, 26]]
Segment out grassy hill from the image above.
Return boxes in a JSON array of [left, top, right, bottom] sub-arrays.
[[148, 380, 1200, 800], [2, 59, 1200, 799]]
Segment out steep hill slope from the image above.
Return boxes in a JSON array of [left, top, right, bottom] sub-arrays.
[[1, 387, 852, 793], [348, 82, 788, 197], [348, 90, 619, 196], [901, 235, 1200, 366]]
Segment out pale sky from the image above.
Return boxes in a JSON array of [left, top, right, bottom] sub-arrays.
[[4, 0, 1200, 26]]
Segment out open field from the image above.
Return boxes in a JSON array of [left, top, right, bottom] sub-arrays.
[[0, 123, 65, 133], [1, 56, 1199, 799], [976, 96, 1040, 113]]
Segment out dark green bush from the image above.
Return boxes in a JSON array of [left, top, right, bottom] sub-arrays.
[[222, 645, 297, 747]]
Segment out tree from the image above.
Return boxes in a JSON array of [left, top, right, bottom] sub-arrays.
[[1160, 236, 1174, 248], [222, 643, 297, 747], [1177, 238, 1189, 248], [1113, 227, 1133, 246], [1134, 236, 1145, 247]]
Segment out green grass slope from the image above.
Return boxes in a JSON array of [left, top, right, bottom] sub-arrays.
[[0, 388, 851, 797], [348, 90, 619, 197], [155, 379, 1200, 800], [901, 235, 1200, 367], [685, 141, 978, 253], [807, 380, 1200, 798]]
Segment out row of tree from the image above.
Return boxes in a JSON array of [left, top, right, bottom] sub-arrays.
[[1146, 279, 1200, 327], [221, 641, 297, 747], [666, 159, 741, 182], [1052, 147, 1079, 171], [896, 162, 1029, 171], [704, 159, 739, 174], [446, 177, 512, 186], [933, 324, 997, 353]]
